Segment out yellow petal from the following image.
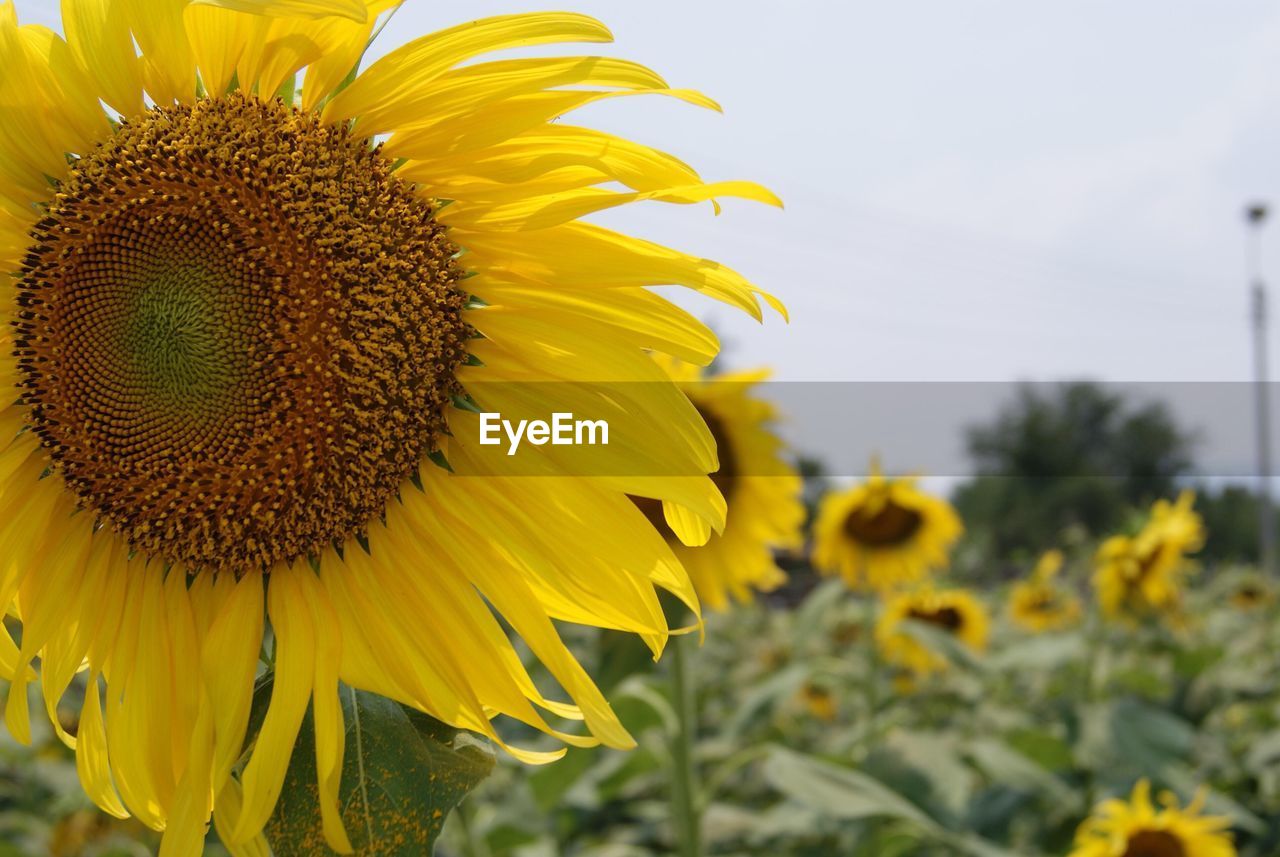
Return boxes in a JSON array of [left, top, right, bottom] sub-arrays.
[[372, 54, 667, 136], [184, 3, 255, 96], [294, 569, 352, 853], [664, 501, 713, 547], [323, 12, 613, 130], [124, 0, 195, 105], [299, 0, 394, 110], [202, 570, 265, 789], [400, 125, 703, 200], [231, 567, 316, 844], [442, 180, 781, 232], [388, 88, 718, 161], [214, 778, 273, 857], [61, 0, 145, 115], [75, 671, 131, 819], [192, 0, 367, 21], [459, 222, 786, 321], [161, 703, 214, 857]]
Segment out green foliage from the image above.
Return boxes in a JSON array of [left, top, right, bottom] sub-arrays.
[[1195, 485, 1280, 563]]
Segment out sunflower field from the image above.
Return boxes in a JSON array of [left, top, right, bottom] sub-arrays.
[[5, 476, 1279, 857], [0, 1, 1275, 856]]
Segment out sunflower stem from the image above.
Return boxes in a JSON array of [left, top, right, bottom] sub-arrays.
[[669, 632, 702, 857], [860, 594, 880, 759], [1080, 611, 1107, 812]]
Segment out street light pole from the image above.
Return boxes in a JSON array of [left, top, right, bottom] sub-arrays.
[[1246, 203, 1275, 575]]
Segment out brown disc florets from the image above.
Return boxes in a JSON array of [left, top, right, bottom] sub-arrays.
[[13, 93, 471, 572], [906, 606, 963, 631], [844, 499, 922, 547]]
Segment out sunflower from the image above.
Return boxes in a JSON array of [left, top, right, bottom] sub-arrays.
[[0, 3, 783, 853], [1070, 779, 1236, 857], [632, 356, 803, 610], [811, 461, 963, 591], [797, 682, 837, 723], [1228, 574, 1274, 612], [1007, 549, 1083, 633], [875, 587, 989, 680], [1094, 492, 1204, 620]]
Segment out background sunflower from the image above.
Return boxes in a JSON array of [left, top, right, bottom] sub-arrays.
[[874, 586, 990, 682], [1070, 779, 1236, 857], [811, 462, 964, 592], [636, 355, 805, 611], [1094, 492, 1205, 621], [1008, 549, 1084, 632]]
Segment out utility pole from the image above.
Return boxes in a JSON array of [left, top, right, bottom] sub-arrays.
[[1246, 203, 1275, 575]]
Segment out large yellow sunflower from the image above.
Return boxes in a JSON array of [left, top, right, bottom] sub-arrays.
[[875, 586, 989, 680], [1093, 492, 1204, 621], [1070, 779, 1236, 857], [0, 3, 783, 853], [811, 462, 963, 591], [632, 356, 804, 610], [1007, 549, 1083, 633]]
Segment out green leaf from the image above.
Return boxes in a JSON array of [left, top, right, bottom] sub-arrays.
[[263, 685, 495, 856], [723, 664, 809, 738], [964, 738, 1078, 812], [1105, 698, 1194, 772], [764, 748, 1021, 857], [986, 632, 1084, 671], [763, 747, 938, 828], [1006, 728, 1074, 772]]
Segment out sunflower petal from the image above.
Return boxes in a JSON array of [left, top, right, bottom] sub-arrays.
[[231, 568, 316, 844], [61, 0, 145, 115], [323, 13, 613, 130], [75, 671, 131, 819], [192, 0, 367, 21]]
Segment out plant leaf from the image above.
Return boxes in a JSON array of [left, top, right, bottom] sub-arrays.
[[262, 684, 495, 856]]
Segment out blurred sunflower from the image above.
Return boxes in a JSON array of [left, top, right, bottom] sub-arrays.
[[875, 587, 989, 680], [632, 356, 803, 610], [1093, 492, 1204, 620], [797, 682, 837, 723], [1229, 575, 1274, 612], [1070, 779, 1235, 857], [1007, 549, 1082, 633], [811, 461, 962, 591], [0, 3, 783, 853]]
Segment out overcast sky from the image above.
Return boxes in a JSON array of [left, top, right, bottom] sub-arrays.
[[379, 0, 1280, 383]]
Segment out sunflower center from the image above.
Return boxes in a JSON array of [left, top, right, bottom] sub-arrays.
[[13, 94, 470, 572], [1122, 830, 1186, 857], [1236, 585, 1262, 603], [1027, 590, 1061, 612], [908, 606, 963, 631], [844, 498, 922, 546], [632, 404, 736, 538]]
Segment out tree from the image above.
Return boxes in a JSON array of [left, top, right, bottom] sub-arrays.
[[954, 382, 1195, 561], [1194, 484, 1280, 564]]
